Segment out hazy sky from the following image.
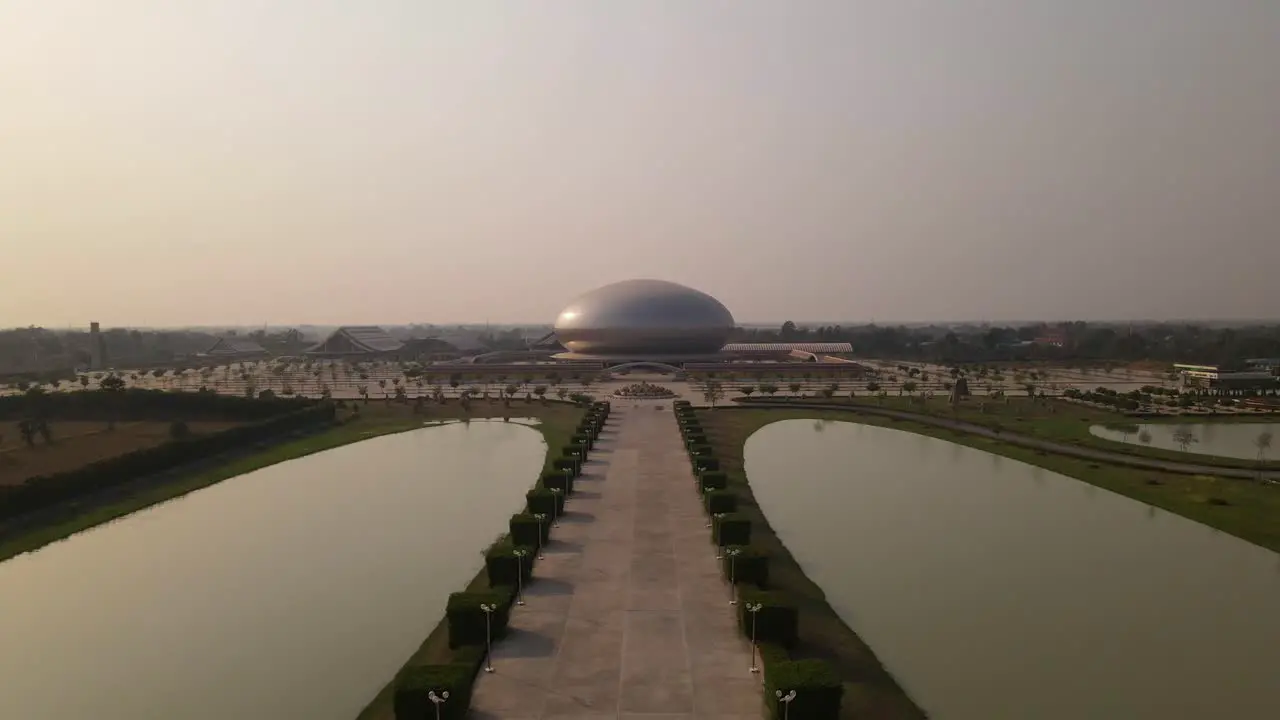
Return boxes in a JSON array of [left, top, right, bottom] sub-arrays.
[[3, 1, 1278, 328]]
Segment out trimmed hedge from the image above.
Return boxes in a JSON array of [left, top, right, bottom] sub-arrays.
[[763, 652, 843, 720], [446, 590, 511, 649], [552, 457, 580, 476], [699, 471, 728, 491], [714, 513, 752, 547], [705, 489, 737, 514], [684, 433, 709, 448], [484, 539, 536, 587], [562, 444, 586, 459], [722, 544, 769, 587], [694, 456, 720, 473], [509, 512, 552, 547], [571, 433, 593, 449], [538, 471, 573, 494], [394, 661, 476, 720], [689, 444, 714, 458], [738, 589, 799, 647], [525, 487, 565, 515]]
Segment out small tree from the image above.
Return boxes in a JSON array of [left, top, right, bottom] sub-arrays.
[[788, 382, 802, 398], [357, 384, 370, 404], [556, 387, 568, 401], [1255, 431, 1273, 481], [1171, 426, 1198, 453], [739, 385, 756, 399], [902, 380, 918, 397], [533, 385, 548, 403], [169, 421, 191, 441], [703, 382, 726, 408], [760, 383, 779, 398]]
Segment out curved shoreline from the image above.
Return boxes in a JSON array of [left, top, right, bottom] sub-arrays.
[[737, 400, 1280, 480]]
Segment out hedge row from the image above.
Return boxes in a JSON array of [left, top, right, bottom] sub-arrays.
[[0, 388, 312, 422], [0, 402, 336, 521], [393, 402, 609, 719], [673, 400, 842, 719]]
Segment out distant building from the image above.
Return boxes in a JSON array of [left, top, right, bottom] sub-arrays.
[[1173, 363, 1279, 394], [304, 326, 405, 357], [205, 336, 268, 360], [89, 322, 108, 370]]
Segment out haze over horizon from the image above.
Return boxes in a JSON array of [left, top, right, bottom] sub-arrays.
[[3, 1, 1278, 328]]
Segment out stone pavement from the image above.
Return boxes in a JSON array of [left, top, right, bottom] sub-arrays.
[[470, 403, 763, 719]]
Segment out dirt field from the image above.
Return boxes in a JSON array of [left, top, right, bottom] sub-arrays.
[[0, 420, 243, 485]]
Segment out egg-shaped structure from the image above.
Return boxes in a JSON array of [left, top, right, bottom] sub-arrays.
[[554, 279, 735, 355]]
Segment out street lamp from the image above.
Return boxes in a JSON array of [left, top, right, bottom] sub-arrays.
[[725, 548, 742, 604], [513, 548, 529, 606], [427, 690, 449, 720], [703, 485, 715, 526], [713, 513, 727, 559], [480, 603, 497, 673], [746, 602, 763, 673], [549, 488, 563, 527], [776, 689, 797, 720], [532, 513, 547, 559]]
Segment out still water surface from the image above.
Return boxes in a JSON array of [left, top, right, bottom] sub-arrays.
[[1090, 421, 1278, 461], [0, 420, 545, 720], [745, 419, 1280, 720]]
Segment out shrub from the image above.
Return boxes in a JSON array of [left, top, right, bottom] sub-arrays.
[[168, 420, 191, 440], [562, 443, 586, 459], [684, 433, 709, 448], [526, 487, 565, 515], [394, 663, 476, 720], [552, 457, 580, 476], [571, 433, 592, 449], [690, 444, 714, 458], [699, 471, 728, 491], [705, 489, 737, 514], [763, 656, 842, 719], [509, 512, 551, 547], [738, 589, 799, 647], [714, 513, 751, 547], [723, 544, 769, 586], [484, 539, 536, 587], [695, 456, 720, 473], [538, 471, 573, 494], [445, 590, 511, 649]]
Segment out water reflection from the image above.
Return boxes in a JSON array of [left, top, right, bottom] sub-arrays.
[[0, 420, 546, 720], [744, 420, 1280, 720], [1091, 421, 1280, 461]]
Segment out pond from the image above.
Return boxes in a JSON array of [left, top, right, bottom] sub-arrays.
[[1090, 421, 1278, 461], [0, 419, 545, 720], [745, 419, 1280, 720]]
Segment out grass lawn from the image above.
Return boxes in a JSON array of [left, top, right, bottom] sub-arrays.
[[0, 420, 243, 485], [0, 398, 584, 564], [696, 408, 928, 720], [354, 398, 585, 720], [830, 396, 1279, 470]]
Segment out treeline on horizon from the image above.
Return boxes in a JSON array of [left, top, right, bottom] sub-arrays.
[[731, 321, 1280, 367]]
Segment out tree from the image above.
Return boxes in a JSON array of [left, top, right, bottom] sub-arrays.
[[760, 383, 779, 398], [357, 384, 370, 404], [821, 387, 835, 399], [865, 381, 880, 393], [788, 382, 802, 398], [1138, 429, 1153, 445], [1255, 431, 1273, 480], [703, 382, 725, 408], [902, 380, 918, 397], [556, 387, 569, 401], [1171, 426, 1198, 453], [169, 421, 191, 441], [78, 375, 89, 390], [18, 419, 37, 448], [739, 385, 756, 399], [533, 385, 548, 403]]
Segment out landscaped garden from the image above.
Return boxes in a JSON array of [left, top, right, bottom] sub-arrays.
[[612, 381, 676, 398]]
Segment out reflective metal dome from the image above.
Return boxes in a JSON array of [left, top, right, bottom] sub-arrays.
[[554, 279, 735, 355]]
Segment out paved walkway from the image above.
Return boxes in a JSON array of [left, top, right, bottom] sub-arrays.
[[742, 400, 1280, 480], [470, 404, 762, 719]]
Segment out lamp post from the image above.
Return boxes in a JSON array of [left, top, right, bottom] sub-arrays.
[[427, 690, 449, 720], [725, 548, 741, 604], [776, 689, 797, 720], [746, 602, 763, 673], [513, 548, 529, 606], [713, 513, 727, 559], [703, 485, 715, 526], [533, 513, 547, 559], [549, 488, 563, 527], [480, 603, 497, 673], [563, 468, 573, 501]]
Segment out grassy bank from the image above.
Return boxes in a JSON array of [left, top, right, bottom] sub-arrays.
[[828, 396, 1278, 470], [0, 399, 583, 564], [695, 408, 928, 720], [354, 400, 585, 720], [712, 407, 1280, 555]]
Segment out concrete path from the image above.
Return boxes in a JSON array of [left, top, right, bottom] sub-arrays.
[[470, 404, 762, 719], [741, 400, 1280, 480]]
